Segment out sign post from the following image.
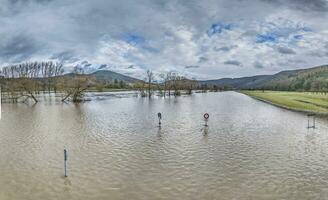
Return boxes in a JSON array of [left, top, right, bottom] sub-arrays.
[[204, 113, 209, 127], [157, 112, 162, 126]]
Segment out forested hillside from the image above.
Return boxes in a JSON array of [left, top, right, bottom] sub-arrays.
[[199, 65, 328, 91], [262, 65, 328, 91]]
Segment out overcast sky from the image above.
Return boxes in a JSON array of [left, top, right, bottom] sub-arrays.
[[1, 0, 328, 80]]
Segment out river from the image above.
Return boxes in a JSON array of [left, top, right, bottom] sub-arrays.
[[0, 91, 328, 200]]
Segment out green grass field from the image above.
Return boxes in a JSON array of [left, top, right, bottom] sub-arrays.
[[242, 91, 328, 114]]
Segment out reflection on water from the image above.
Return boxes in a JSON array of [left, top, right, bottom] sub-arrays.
[[1, 91, 328, 200]]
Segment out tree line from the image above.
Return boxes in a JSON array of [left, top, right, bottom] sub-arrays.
[[0, 61, 93, 103], [133, 70, 211, 98], [0, 62, 216, 104], [259, 67, 328, 92]]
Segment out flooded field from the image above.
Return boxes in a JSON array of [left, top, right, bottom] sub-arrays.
[[1, 91, 328, 200]]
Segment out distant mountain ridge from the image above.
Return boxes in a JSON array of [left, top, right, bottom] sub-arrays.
[[90, 70, 139, 83], [60, 65, 328, 91], [62, 70, 140, 83], [199, 65, 328, 91]]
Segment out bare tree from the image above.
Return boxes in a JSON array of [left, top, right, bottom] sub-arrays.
[[58, 66, 92, 102], [39, 61, 64, 93], [58, 76, 92, 102], [146, 70, 154, 98], [169, 72, 183, 96], [159, 72, 173, 97], [184, 78, 197, 95], [134, 81, 147, 97], [52, 62, 64, 93], [0, 62, 42, 103]]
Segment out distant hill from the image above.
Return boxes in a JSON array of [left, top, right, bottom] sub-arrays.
[[60, 65, 328, 91], [199, 75, 272, 89], [199, 65, 328, 91], [62, 70, 141, 83], [90, 70, 140, 83]]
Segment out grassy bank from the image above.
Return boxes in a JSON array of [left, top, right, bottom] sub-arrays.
[[242, 91, 328, 115]]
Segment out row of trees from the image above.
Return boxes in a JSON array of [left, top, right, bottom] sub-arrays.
[[0, 62, 95, 103], [137, 70, 199, 98], [1, 61, 65, 94], [1, 61, 64, 78], [0, 62, 216, 104]]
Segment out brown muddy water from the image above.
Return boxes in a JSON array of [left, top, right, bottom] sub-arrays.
[[1, 91, 328, 200]]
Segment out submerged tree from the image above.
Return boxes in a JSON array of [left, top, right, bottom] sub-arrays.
[[159, 72, 173, 97], [0, 61, 64, 100], [58, 76, 92, 102], [134, 81, 147, 97], [58, 66, 93, 102], [146, 70, 154, 98], [0, 62, 46, 103], [184, 78, 197, 95]]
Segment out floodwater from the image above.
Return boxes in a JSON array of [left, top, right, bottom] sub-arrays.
[[1, 91, 328, 200]]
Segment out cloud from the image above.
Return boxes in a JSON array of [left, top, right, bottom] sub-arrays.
[[224, 60, 242, 66], [185, 65, 200, 69], [0, 0, 328, 79], [98, 64, 107, 69], [277, 46, 296, 54], [213, 45, 238, 52], [50, 51, 79, 63], [0, 34, 41, 63], [254, 61, 265, 69], [262, 0, 328, 12], [198, 57, 208, 63], [207, 22, 234, 37], [255, 18, 311, 44]]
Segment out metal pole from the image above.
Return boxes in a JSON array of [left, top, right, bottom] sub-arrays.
[[64, 149, 68, 177], [204, 113, 209, 127], [313, 116, 316, 128], [158, 113, 162, 126]]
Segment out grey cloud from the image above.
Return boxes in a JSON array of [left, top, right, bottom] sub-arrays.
[[214, 45, 238, 52], [9, 0, 53, 3], [224, 60, 242, 66], [241, 30, 259, 38], [98, 64, 107, 69], [324, 42, 328, 49], [277, 46, 296, 54], [185, 65, 200, 69], [50, 51, 79, 63], [214, 46, 230, 52], [0, 34, 40, 63], [254, 61, 264, 69], [198, 57, 208, 63], [0, 0, 328, 79], [263, 0, 328, 12], [308, 42, 328, 57]]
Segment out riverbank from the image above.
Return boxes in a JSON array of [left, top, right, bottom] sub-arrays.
[[242, 90, 328, 116]]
